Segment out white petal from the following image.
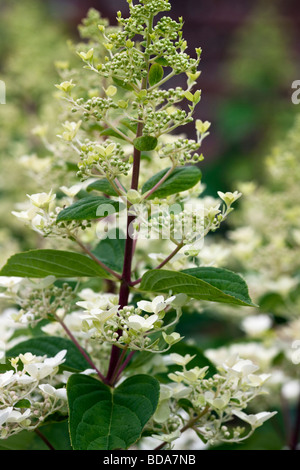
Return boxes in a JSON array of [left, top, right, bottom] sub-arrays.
[[137, 300, 154, 313]]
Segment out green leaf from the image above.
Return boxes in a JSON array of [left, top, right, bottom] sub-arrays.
[[133, 135, 158, 152], [7, 336, 91, 372], [148, 63, 164, 87], [0, 249, 111, 278], [93, 229, 125, 273], [120, 117, 138, 134], [99, 127, 127, 141], [14, 399, 31, 409], [86, 179, 118, 196], [112, 77, 134, 91], [142, 166, 202, 199], [56, 196, 124, 222], [67, 374, 160, 450], [139, 267, 257, 307], [155, 57, 169, 66]]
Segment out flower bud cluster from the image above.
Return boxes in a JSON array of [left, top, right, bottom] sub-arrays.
[[0, 277, 75, 326], [77, 293, 186, 353], [157, 137, 202, 165], [142, 193, 238, 246], [78, 140, 132, 180]]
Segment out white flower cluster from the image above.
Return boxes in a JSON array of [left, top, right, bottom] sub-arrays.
[[138, 191, 242, 247], [0, 351, 67, 439], [11, 189, 92, 238], [12, 190, 57, 236], [150, 353, 276, 447], [0, 276, 75, 326], [77, 290, 186, 352], [11, 189, 70, 239]]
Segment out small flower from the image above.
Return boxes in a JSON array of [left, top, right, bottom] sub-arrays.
[[0, 370, 15, 388], [247, 373, 271, 387], [162, 332, 183, 345], [55, 80, 76, 93], [19, 353, 41, 365], [82, 305, 119, 325], [60, 184, 83, 198], [11, 208, 38, 221], [222, 356, 259, 377], [23, 350, 67, 380], [27, 190, 56, 209], [217, 191, 242, 207], [5, 409, 31, 424], [76, 293, 118, 312], [77, 48, 94, 61], [0, 407, 13, 427], [127, 313, 159, 332], [137, 295, 176, 315], [232, 410, 277, 429], [170, 353, 196, 367], [39, 384, 67, 400], [176, 366, 209, 383], [204, 391, 231, 410], [59, 121, 82, 141], [31, 214, 48, 234], [195, 119, 211, 135]]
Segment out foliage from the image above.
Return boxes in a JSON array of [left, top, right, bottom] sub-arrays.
[[0, 1, 278, 450]]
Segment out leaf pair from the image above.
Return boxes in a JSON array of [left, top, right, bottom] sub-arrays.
[[0, 250, 256, 307], [6, 335, 160, 450]]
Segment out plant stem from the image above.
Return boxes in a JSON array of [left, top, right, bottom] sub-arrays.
[[143, 164, 175, 200], [289, 387, 300, 450], [114, 350, 136, 384], [74, 235, 123, 281], [105, 14, 154, 386], [55, 314, 106, 382], [35, 428, 55, 450], [153, 406, 210, 450], [105, 149, 142, 384]]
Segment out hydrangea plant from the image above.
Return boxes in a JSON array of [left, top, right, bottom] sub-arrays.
[[0, 1, 277, 450]]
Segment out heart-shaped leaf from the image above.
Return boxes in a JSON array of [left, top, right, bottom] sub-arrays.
[[67, 374, 160, 450]]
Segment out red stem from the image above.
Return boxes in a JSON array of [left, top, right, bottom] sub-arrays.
[[105, 14, 153, 385], [57, 315, 106, 382], [105, 129, 144, 385], [289, 388, 300, 450]]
